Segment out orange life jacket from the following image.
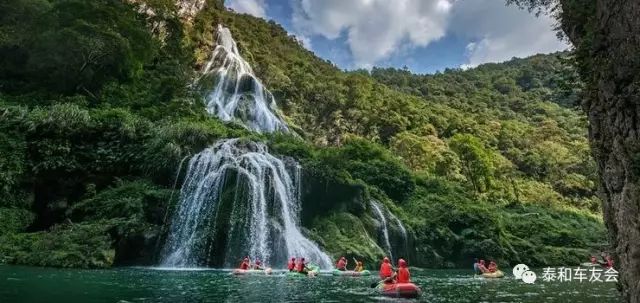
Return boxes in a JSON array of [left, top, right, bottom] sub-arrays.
[[397, 267, 410, 283]]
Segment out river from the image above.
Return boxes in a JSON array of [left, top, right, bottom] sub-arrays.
[[0, 265, 619, 302]]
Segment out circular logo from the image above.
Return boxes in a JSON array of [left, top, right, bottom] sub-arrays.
[[512, 264, 530, 279], [521, 270, 537, 284]]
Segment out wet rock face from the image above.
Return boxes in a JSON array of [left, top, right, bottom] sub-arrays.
[[561, 0, 640, 301]]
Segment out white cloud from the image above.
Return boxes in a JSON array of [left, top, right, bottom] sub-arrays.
[[291, 0, 452, 67], [225, 0, 569, 69], [450, 0, 570, 68], [227, 0, 267, 18], [296, 34, 312, 49]]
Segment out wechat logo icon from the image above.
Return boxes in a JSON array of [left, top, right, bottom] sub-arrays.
[[521, 270, 537, 284], [513, 263, 536, 284], [513, 264, 529, 279]]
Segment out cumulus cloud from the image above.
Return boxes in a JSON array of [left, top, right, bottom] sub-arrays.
[[291, 0, 452, 67], [451, 0, 570, 68], [225, 0, 569, 69], [227, 0, 267, 18]]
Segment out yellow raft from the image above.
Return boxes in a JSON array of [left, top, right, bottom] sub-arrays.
[[482, 270, 505, 278]]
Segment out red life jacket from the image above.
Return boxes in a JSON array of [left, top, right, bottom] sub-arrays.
[[240, 262, 249, 270], [296, 262, 305, 272], [336, 259, 346, 270], [397, 267, 410, 283], [287, 260, 295, 270], [380, 262, 393, 278]]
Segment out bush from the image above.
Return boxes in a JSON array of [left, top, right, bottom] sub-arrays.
[[0, 221, 116, 268]]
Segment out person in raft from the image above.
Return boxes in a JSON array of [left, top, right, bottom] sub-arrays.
[[297, 257, 309, 274], [590, 256, 598, 264], [477, 259, 488, 273], [379, 257, 394, 283], [336, 256, 348, 271], [605, 255, 614, 269], [395, 258, 411, 283], [239, 257, 250, 270], [287, 257, 296, 272], [473, 258, 480, 274], [353, 260, 364, 272], [253, 259, 264, 270], [487, 260, 498, 273]]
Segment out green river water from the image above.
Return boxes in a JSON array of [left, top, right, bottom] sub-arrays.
[[0, 265, 619, 302]]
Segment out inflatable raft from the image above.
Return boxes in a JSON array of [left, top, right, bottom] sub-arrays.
[[482, 270, 505, 278], [581, 262, 601, 267], [232, 268, 272, 275], [286, 265, 319, 277], [377, 282, 421, 299], [331, 269, 371, 276]]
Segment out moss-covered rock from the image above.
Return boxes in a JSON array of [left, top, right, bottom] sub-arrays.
[[310, 212, 384, 269]]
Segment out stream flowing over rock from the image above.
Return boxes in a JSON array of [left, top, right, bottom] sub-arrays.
[[160, 139, 332, 268], [370, 200, 408, 262], [160, 25, 330, 269], [198, 25, 288, 133]]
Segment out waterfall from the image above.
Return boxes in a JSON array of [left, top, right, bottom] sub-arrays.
[[387, 208, 408, 255], [370, 201, 394, 261], [160, 139, 332, 269], [370, 200, 409, 262], [198, 24, 288, 133]]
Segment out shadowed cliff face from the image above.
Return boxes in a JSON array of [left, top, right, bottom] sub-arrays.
[[558, 0, 640, 301]]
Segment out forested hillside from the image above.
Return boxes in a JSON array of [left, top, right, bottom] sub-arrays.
[[0, 0, 605, 269]]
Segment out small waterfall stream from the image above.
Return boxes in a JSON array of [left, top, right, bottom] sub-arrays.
[[370, 201, 394, 261], [370, 200, 408, 262]]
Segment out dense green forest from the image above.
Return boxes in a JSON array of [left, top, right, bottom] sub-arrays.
[[0, 0, 605, 268]]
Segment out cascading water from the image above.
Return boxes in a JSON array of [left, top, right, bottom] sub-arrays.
[[160, 139, 332, 268], [160, 24, 330, 269], [198, 25, 288, 133], [370, 200, 408, 262], [370, 200, 394, 261]]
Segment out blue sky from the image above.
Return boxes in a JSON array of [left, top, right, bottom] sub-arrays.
[[225, 0, 569, 74]]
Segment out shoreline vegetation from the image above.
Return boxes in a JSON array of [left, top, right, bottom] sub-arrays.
[[0, 0, 605, 270]]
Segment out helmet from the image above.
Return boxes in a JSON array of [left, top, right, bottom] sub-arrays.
[[291, 257, 296, 261], [398, 259, 407, 268]]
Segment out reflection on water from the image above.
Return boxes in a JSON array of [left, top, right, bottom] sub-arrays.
[[0, 266, 619, 302]]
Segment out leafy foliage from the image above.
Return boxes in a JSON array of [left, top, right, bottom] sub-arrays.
[[0, 0, 604, 268]]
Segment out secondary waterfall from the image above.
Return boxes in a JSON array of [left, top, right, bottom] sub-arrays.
[[370, 201, 394, 261], [370, 200, 408, 261], [198, 24, 288, 133], [160, 139, 332, 268]]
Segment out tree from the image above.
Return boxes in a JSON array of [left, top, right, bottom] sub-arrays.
[[0, 0, 155, 95], [449, 134, 495, 193]]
